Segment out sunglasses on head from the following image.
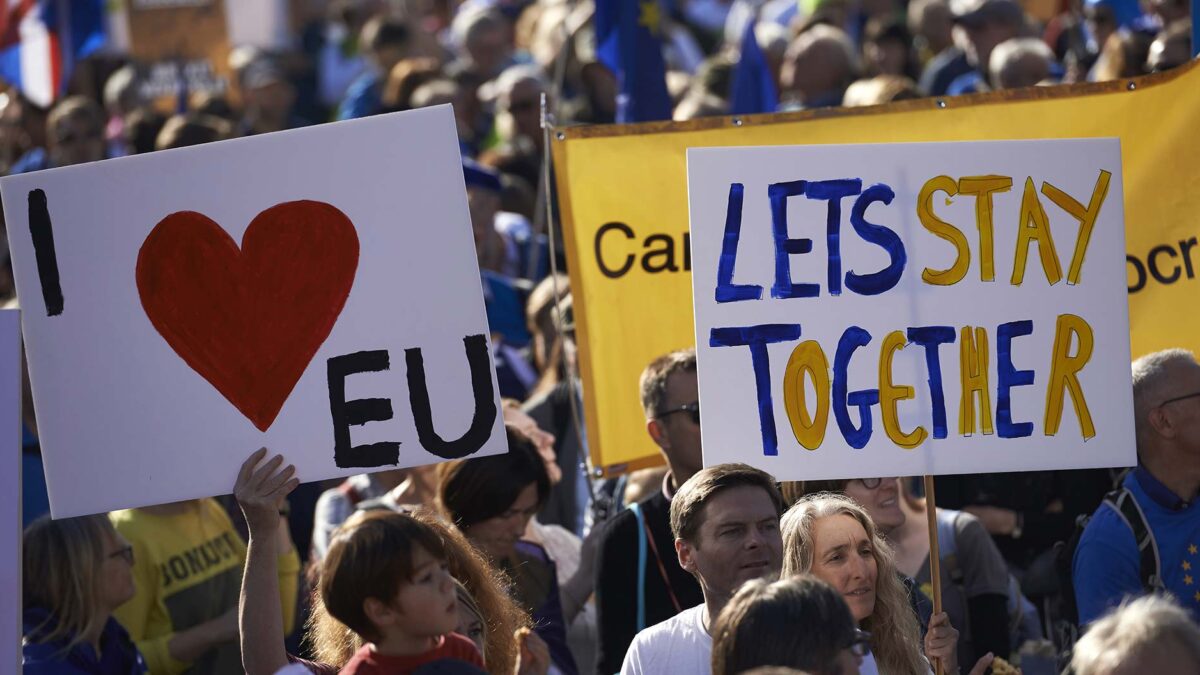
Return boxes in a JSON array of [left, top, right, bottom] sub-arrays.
[[656, 401, 700, 425]]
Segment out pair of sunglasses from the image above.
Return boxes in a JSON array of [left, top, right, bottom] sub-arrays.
[[656, 402, 700, 425]]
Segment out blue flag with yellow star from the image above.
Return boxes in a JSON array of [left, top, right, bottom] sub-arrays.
[[729, 19, 778, 115], [595, 0, 673, 123]]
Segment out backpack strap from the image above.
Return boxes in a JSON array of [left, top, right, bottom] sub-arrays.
[[935, 509, 965, 584], [1102, 488, 1164, 593], [629, 502, 648, 632]]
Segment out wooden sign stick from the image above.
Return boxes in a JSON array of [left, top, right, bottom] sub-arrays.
[[924, 475, 945, 675]]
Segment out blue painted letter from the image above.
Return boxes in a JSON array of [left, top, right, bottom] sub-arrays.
[[846, 184, 906, 295], [710, 324, 804, 456], [833, 325, 879, 449], [715, 183, 764, 303], [997, 319, 1035, 438], [806, 179, 862, 297], [768, 180, 819, 299], [906, 326, 956, 439]]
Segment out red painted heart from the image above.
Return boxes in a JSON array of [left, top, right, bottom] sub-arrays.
[[136, 200, 359, 431]]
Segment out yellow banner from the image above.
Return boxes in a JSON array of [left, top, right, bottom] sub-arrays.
[[552, 61, 1200, 476]]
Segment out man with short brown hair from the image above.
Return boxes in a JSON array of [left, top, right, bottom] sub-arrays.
[[621, 463, 785, 675]]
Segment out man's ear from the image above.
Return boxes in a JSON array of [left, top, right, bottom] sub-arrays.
[[1149, 406, 1176, 439], [647, 418, 668, 450], [676, 537, 697, 574]]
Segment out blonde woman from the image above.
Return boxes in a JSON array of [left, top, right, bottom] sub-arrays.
[[782, 494, 992, 675], [23, 514, 147, 674]]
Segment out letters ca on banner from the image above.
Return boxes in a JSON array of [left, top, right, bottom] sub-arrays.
[[0, 105, 505, 518], [687, 140, 1136, 480]]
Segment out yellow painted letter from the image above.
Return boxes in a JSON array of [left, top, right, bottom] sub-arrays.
[[958, 175, 1013, 282], [880, 331, 928, 449], [1012, 177, 1064, 286], [1041, 170, 1112, 285], [784, 340, 831, 450], [1044, 314, 1096, 439], [919, 175, 969, 285], [959, 326, 994, 436]]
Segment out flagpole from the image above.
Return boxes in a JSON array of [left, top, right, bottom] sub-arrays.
[[526, 17, 573, 281]]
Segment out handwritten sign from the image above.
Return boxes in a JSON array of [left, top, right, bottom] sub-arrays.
[[126, 0, 231, 107], [1, 105, 505, 518], [688, 139, 1135, 479], [0, 310, 18, 673]]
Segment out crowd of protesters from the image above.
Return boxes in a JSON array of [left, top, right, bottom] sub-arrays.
[[19, 343, 1200, 675], [6, 0, 1199, 673]]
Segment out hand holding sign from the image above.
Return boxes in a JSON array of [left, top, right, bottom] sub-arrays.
[[234, 448, 299, 535]]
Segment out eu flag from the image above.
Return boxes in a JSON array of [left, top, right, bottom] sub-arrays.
[[595, 0, 673, 123], [729, 20, 778, 115]]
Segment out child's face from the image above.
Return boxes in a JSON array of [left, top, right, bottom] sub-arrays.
[[388, 545, 460, 638]]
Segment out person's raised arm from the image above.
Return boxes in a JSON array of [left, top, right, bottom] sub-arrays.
[[234, 448, 299, 675]]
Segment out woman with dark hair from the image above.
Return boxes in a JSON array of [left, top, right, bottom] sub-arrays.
[[23, 514, 148, 674], [438, 426, 578, 675], [711, 575, 868, 675]]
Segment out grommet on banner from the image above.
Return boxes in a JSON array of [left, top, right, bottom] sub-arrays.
[[556, 131, 566, 141], [732, 116, 744, 126], [936, 99, 947, 108], [1127, 81, 1137, 90]]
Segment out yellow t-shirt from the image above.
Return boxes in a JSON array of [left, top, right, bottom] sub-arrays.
[[110, 499, 300, 675]]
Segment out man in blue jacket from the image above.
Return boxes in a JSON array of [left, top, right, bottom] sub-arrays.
[[1074, 348, 1200, 624]]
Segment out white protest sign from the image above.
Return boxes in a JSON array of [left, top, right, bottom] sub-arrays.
[[688, 139, 1135, 480], [2, 105, 505, 518], [0, 310, 18, 673]]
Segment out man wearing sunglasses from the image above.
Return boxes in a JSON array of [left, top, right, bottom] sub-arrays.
[[1073, 348, 1200, 624], [593, 348, 706, 675]]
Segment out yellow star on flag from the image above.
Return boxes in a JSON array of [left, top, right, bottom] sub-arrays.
[[1195, 591, 1200, 602], [638, 1, 661, 35], [1187, 575, 1195, 586], [1190, 544, 1198, 555], [1185, 560, 1194, 571]]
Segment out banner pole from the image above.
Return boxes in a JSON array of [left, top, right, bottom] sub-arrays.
[[541, 94, 597, 503], [924, 475, 944, 675]]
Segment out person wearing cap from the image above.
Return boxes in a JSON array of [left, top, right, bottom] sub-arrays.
[[464, 159, 520, 280], [944, 0, 1028, 95]]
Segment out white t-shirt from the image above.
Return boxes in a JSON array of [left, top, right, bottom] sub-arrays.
[[621, 604, 712, 675]]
